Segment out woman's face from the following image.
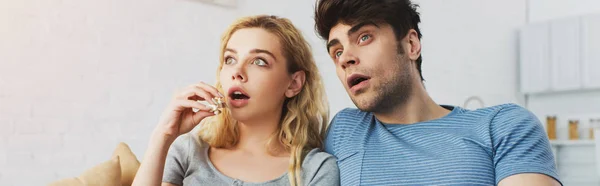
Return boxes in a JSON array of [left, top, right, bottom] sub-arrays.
[[219, 28, 303, 122]]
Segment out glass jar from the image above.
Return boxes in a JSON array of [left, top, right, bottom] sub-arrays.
[[546, 116, 557, 140], [569, 120, 579, 140]]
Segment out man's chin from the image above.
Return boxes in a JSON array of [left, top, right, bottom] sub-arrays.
[[350, 96, 378, 112]]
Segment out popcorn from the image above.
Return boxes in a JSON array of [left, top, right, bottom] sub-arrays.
[[192, 97, 225, 114], [209, 97, 225, 115]]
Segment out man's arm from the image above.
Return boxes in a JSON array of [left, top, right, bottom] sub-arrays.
[[490, 104, 561, 185], [499, 173, 561, 186]]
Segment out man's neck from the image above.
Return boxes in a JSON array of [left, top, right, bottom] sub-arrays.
[[373, 84, 450, 124]]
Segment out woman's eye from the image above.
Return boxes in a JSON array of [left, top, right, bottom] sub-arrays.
[[253, 58, 267, 66], [225, 57, 236, 65]]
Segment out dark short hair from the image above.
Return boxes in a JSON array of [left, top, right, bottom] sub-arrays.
[[314, 0, 424, 81]]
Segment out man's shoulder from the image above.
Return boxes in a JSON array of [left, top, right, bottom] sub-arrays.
[[325, 108, 373, 152], [330, 107, 373, 128], [461, 103, 522, 114], [467, 103, 540, 132], [333, 107, 371, 120], [462, 103, 532, 120], [444, 103, 537, 131], [483, 103, 536, 123]]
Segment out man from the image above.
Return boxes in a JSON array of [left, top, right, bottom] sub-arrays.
[[314, 0, 561, 185]]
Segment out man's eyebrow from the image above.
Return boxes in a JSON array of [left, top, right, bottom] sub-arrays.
[[348, 21, 379, 36], [326, 39, 340, 53], [326, 21, 379, 53]]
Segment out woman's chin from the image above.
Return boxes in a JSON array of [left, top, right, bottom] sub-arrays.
[[228, 105, 278, 124], [229, 110, 253, 123]]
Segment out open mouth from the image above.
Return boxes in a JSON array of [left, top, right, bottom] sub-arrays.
[[230, 91, 249, 100], [347, 74, 371, 89], [228, 87, 250, 100]]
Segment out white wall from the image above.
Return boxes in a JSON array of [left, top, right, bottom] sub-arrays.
[[525, 0, 600, 185], [0, 0, 532, 185], [414, 0, 526, 108], [0, 0, 237, 185], [528, 0, 600, 23]]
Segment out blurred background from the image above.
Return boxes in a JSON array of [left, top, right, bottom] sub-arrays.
[[1, 0, 599, 185]]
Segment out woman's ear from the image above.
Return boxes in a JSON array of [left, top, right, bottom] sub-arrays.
[[285, 71, 305, 98]]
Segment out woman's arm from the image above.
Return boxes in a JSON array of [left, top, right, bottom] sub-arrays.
[[132, 82, 222, 186], [132, 131, 176, 186], [307, 154, 340, 186]]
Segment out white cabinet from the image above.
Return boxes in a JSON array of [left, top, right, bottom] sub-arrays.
[[520, 14, 600, 94], [582, 14, 600, 88], [550, 17, 582, 91], [520, 23, 551, 94]]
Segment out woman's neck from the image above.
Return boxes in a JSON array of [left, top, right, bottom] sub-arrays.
[[233, 111, 287, 157]]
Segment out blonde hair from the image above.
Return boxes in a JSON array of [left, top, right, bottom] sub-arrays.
[[197, 15, 329, 185]]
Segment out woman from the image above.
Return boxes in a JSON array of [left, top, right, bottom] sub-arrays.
[[132, 15, 339, 186]]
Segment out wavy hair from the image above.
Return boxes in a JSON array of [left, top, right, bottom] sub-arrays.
[[198, 15, 329, 186]]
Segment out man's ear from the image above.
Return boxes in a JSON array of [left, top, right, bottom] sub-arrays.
[[285, 71, 306, 98], [404, 29, 421, 61]]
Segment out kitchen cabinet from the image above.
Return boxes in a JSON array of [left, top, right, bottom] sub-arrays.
[[550, 17, 582, 91], [582, 14, 600, 88], [520, 23, 551, 94], [520, 14, 600, 94]]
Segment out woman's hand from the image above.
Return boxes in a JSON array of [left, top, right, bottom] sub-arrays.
[[133, 82, 223, 186], [154, 82, 223, 142]]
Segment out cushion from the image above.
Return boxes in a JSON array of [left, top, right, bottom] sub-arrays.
[[112, 142, 141, 186], [48, 156, 121, 186], [79, 156, 121, 186], [47, 177, 82, 186]]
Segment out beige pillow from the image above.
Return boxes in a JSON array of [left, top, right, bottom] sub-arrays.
[[112, 142, 141, 186], [47, 177, 82, 186], [79, 156, 122, 186], [48, 156, 121, 186]]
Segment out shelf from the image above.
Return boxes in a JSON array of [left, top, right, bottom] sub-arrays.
[[523, 87, 600, 96], [550, 140, 595, 146]]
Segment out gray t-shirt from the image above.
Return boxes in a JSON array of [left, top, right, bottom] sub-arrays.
[[162, 133, 340, 186]]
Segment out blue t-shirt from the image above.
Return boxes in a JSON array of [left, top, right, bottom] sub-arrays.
[[325, 103, 561, 185]]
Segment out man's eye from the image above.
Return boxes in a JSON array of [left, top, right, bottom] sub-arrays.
[[253, 58, 267, 66], [335, 51, 343, 58], [225, 57, 236, 65], [360, 35, 370, 42]]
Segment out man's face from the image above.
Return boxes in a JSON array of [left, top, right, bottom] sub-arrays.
[[326, 22, 414, 112]]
